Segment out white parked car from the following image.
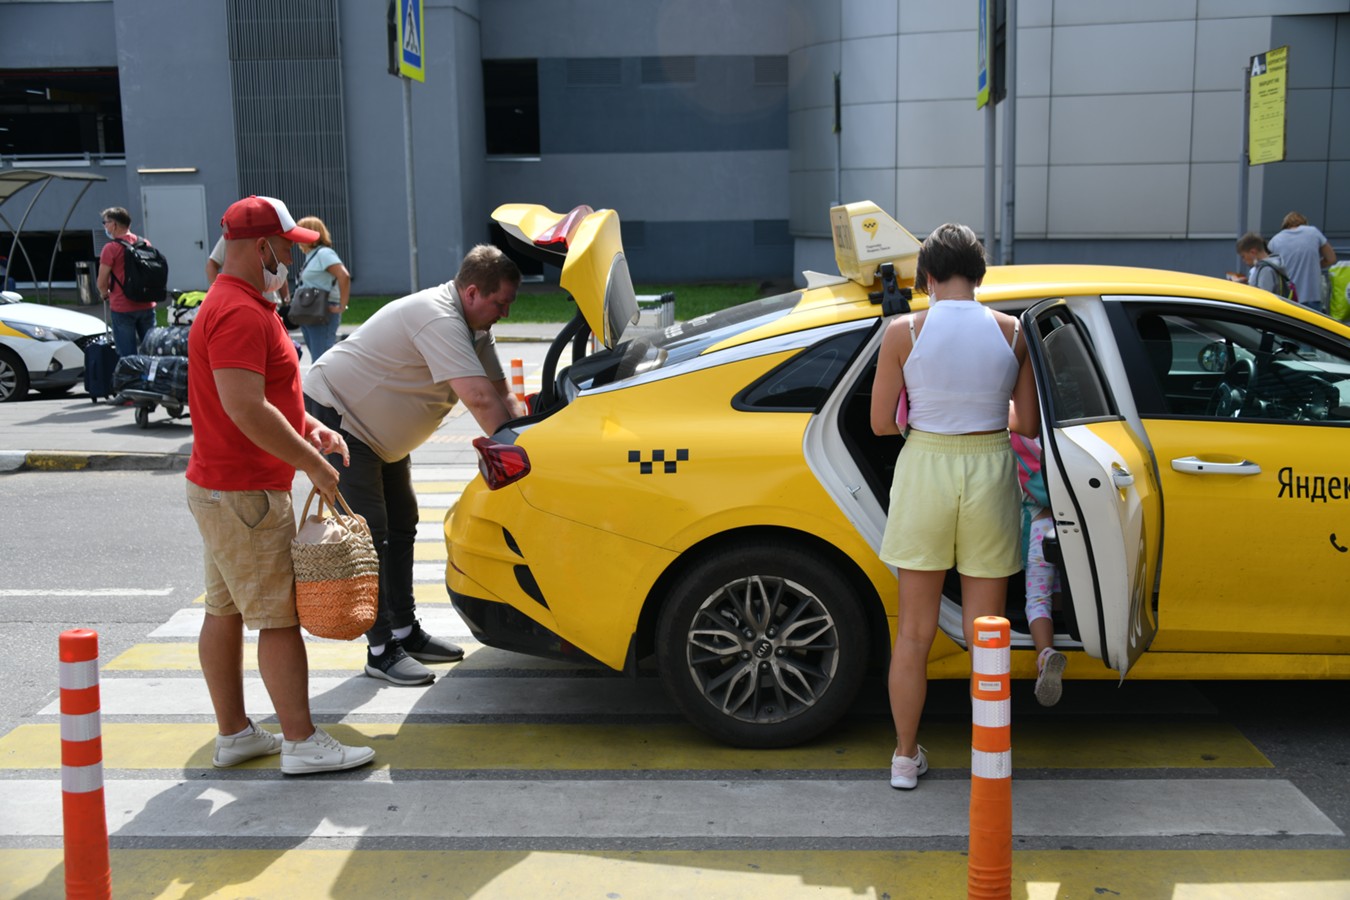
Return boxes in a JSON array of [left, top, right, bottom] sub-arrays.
[[0, 291, 109, 402]]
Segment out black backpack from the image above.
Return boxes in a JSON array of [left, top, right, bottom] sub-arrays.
[[1254, 258, 1298, 304], [112, 237, 170, 304]]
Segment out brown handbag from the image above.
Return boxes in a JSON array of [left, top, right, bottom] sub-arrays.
[[291, 488, 379, 640]]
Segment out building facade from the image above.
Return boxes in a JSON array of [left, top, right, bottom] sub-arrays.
[[1, 0, 1347, 296]]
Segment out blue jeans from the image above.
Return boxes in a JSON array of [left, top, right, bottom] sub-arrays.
[[300, 307, 341, 361], [305, 399, 419, 646], [111, 307, 155, 357]]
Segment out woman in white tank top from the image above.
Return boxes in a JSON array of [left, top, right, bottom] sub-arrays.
[[868, 223, 1040, 790]]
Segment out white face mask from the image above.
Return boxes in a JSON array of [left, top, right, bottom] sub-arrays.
[[261, 241, 288, 294]]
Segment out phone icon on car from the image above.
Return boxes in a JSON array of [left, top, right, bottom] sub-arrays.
[[1332, 533, 1348, 553]]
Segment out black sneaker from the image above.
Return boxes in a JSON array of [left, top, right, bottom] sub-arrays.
[[401, 621, 464, 663], [364, 640, 435, 686]]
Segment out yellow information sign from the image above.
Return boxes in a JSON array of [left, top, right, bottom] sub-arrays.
[[1248, 46, 1287, 166]]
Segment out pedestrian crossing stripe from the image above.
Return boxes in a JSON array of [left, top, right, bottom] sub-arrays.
[[101, 640, 583, 673], [2, 849, 1348, 899], [0, 720, 1271, 771], [0, 778, 1336, 839], [191, 583, 451, 606]]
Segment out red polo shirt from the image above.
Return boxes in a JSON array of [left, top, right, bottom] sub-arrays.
[[186, 275, 304, 491]]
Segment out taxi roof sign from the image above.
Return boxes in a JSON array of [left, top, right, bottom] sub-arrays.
[[830, 201, 921, 288]]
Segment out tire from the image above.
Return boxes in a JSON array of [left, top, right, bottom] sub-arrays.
[[655, 542, 868, 748], [0, 348, 29, 402], [135, 405, 151, 429]]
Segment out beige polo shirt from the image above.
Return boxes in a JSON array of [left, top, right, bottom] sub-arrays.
[[303, 280, 505, 462]]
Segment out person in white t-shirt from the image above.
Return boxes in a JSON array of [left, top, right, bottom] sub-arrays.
[[303, 244, 527, 686]]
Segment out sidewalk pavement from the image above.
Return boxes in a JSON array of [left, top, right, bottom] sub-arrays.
[[0, 322, 554, 474]]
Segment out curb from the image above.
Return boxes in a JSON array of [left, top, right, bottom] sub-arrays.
[[0, 451, 190, 473]]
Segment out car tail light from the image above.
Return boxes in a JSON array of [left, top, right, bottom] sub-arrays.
[[473, 437, 530, 489]]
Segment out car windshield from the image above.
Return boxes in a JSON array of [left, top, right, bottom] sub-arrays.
[[645, 291, 802, 366]]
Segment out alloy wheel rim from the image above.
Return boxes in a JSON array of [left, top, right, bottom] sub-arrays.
[[684, 575, 840, 725]]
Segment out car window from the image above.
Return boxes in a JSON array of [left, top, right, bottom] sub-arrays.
[[736, 327, 869, 411], [1128, 309, 1350, 423], [1034, 307, 1114, 423]]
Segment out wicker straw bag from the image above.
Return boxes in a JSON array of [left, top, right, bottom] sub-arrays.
[[291, 488, 379, 640]]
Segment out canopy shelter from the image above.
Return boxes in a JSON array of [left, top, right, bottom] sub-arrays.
[[0, 169, 107, 302]]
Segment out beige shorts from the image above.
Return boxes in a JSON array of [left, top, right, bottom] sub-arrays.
[[880, 429, 1022, 578], [186, 482, 299, 630]]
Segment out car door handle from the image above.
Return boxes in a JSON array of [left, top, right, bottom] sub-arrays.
[[1110, 462, 1134, 489], [1170, 456, 1262, 476]]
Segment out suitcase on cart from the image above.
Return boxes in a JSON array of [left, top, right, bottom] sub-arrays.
[[83, 333, 119, 401]]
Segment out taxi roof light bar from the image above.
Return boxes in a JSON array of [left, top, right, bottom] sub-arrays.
[[830, 200, 922, 290]]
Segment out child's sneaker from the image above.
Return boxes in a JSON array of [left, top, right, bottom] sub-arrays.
[[1035, 648, 1067, 707], [212, 718, 282, 768], [890, 745, 929, 790]]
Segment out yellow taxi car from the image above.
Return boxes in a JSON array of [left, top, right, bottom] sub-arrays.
[[446, 201, 1350, 748]]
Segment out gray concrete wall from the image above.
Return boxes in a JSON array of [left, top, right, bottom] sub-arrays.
[[791, 0, 1350, 281]]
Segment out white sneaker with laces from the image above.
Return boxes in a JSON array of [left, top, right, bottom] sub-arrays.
[[212, 718, 282, 768], [280, 726, 376, 775], [890, 745, 929, 790]]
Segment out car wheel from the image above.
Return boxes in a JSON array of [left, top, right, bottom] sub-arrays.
[[656, 543, 867, 748], [0, 348, 29, 402]]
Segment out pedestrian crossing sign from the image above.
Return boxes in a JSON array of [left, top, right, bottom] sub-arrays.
[[398, 0, 425, 82]]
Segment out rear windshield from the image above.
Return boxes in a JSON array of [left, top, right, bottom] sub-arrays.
[[649, 291, 802, 365]]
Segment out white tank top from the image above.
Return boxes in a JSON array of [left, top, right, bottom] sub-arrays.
[[903, 300, 1019, 434]]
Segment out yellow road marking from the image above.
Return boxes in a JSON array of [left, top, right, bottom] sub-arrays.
[[413, 541, 447, 561], [0, 719, 1269, 771], [2, 849, 1346, 899]]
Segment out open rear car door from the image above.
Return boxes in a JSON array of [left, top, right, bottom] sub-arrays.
[[1021, 298, 1161, 677]]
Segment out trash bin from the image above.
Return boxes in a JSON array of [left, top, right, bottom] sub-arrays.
[[74, 260, 97, 305]]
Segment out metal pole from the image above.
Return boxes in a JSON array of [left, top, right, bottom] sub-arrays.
[[402, 75, 419, 292], [999, 0, 1017, 266], [1237, 63, 1252, 272], [985, 102, 996, 263]]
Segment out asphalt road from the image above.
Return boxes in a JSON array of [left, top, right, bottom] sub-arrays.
[[2, 467, 1348, 897]]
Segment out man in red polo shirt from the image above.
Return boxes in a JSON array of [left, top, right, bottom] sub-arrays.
[[186, 195, 374, 775], [96, 206, 157, 358]]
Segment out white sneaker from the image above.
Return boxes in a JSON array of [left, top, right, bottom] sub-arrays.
[[890, 745, 929, 790], [213, 718, 282, 768], [280, 726, 376, 775], [1035, 648, 1067, 707]]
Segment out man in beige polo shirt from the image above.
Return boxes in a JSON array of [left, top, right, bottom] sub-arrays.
[[304, 244, 527, 685]]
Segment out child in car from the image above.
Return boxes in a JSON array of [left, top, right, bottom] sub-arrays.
[[1012, 432, 1067, 706]]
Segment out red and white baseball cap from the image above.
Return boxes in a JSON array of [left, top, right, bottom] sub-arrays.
[[220, 196, 320, 243]]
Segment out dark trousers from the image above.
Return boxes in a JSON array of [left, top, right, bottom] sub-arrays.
[[306, 399, 419, 646]]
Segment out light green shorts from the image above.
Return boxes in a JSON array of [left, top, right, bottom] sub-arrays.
[[879, 429, 1022, 578]]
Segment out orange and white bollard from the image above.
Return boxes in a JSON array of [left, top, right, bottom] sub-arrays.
[[510, 358, 526, 405], [60, 628, 111, 900], [968, 615, 1012, 899]]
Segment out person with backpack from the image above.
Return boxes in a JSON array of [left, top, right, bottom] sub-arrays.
[[97, 206, 168, 357], [1011, 432, 1068, 707], [1235, 232, 1298, 304], [1268, 211, 1336, 313]]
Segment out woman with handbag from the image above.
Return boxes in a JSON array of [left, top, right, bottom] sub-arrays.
[[868, 222, 1039, 790], [292, 216, 351, 360]]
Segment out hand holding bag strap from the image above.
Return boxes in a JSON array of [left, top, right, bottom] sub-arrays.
[[300, 486, 372, 539]]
